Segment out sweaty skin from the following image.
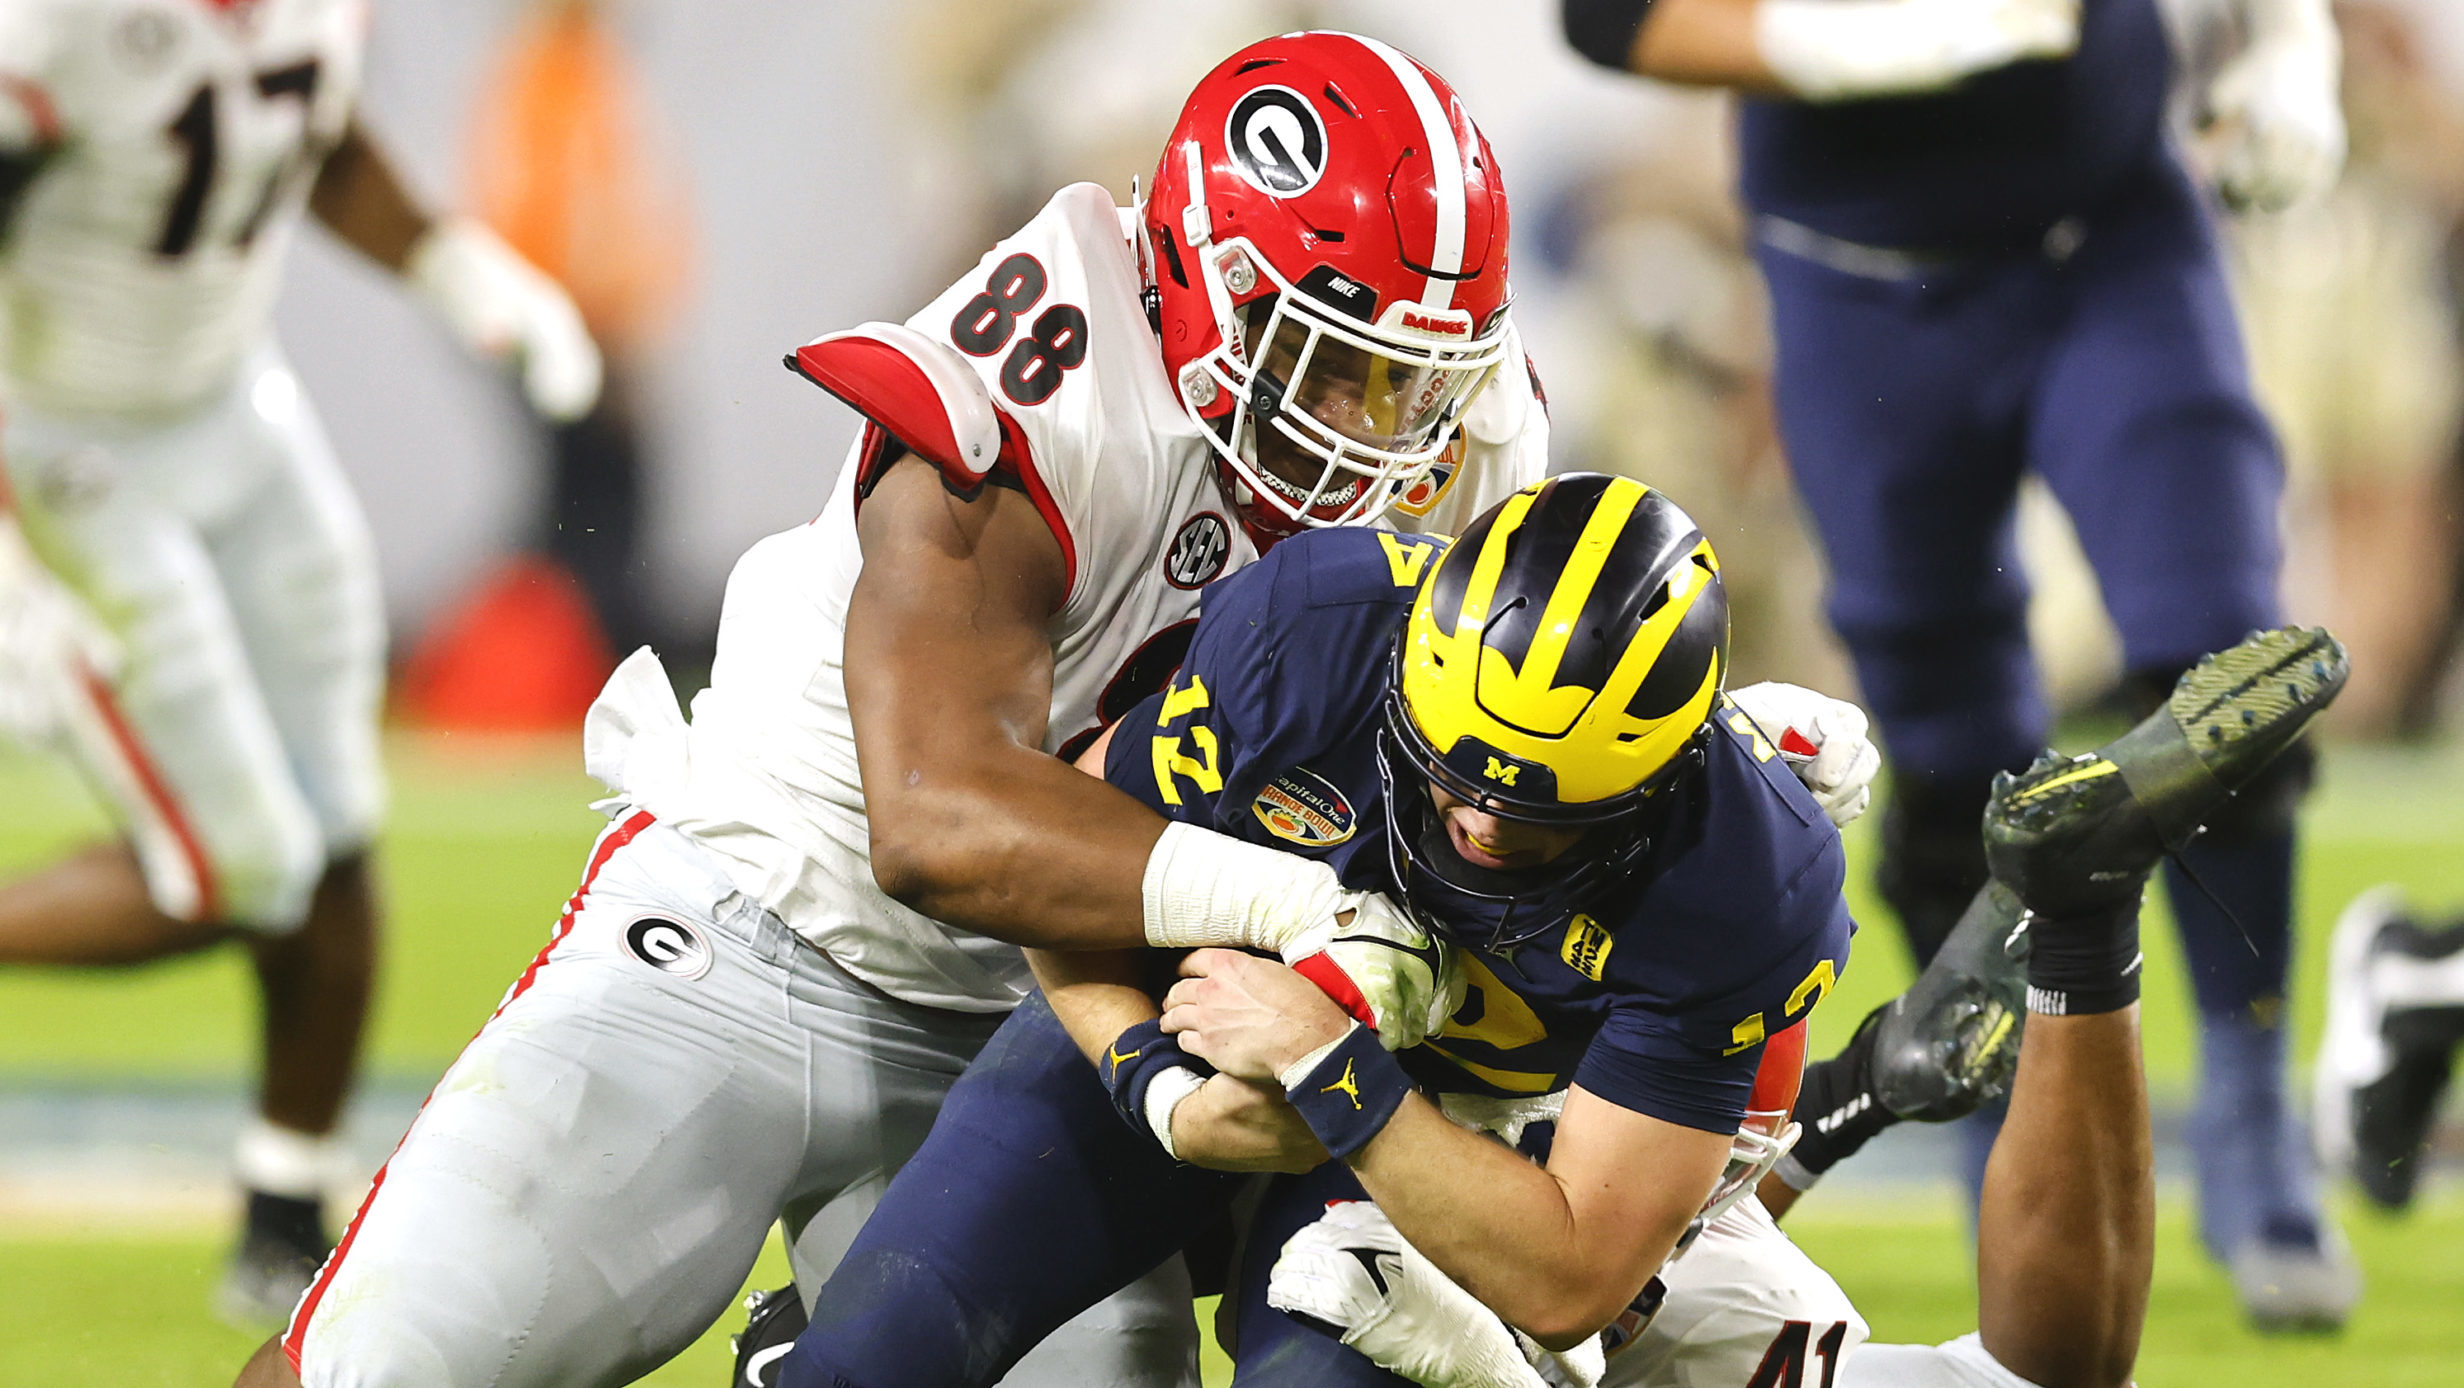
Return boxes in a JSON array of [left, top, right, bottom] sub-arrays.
[[1757, 1006, 2154, 1387], [1162, 949, 1731, 1350], [843, 456, 1176, 948]]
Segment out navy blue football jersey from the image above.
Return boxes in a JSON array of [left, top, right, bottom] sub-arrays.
[[1737, 0, 2172, 249], [1104, 526, 1856, 1133]]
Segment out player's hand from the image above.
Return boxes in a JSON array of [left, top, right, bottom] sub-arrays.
[[2206, 15, 2346, 213], [1268, 1200, 1560, 1388], [1283, 892, 1465, 1050], [1162, 948, 1355, 1082], [1728, 682, 1879, 828], [405, 217, 605, 422], [0, 517, 119, 746], [1168, 1074, 1329, 1174]]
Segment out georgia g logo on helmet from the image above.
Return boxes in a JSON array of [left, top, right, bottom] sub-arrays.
[[1225, 86, 1329, 197]]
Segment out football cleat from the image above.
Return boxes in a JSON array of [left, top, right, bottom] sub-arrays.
[[1986, 627, 2348, 919], [2315, 886, 2464, 1210], [214, 1190, 330, 1330], [730, 1283, 806, 1388], [1870, 878, 2031, 1122]]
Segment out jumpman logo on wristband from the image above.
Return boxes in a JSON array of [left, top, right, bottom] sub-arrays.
[[1106, 1043, 1143, 1076], [1321, 1058, 1364, 1111]]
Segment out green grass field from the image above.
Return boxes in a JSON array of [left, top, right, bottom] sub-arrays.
[[2, 731, 2460, 1383]]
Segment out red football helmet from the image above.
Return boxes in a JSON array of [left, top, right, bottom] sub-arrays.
[[1141, 31, 1514, 539]]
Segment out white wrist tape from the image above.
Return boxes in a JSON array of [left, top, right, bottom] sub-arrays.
[[1142, 821, 1349, 950], [1143, 1065, 1207, 1161], [1755, 0, 2076, 102], [1278, 1023, 1361, 1091]]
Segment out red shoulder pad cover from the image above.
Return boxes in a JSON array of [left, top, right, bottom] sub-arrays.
[[1747, 1019, 1808, 1117], [787, 321, 1009, 492]]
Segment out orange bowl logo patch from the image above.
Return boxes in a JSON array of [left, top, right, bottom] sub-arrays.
[[1252, 767, 1357, 847]]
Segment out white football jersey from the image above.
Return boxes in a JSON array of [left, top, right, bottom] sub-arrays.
[[644, 183, 1550, 1012], [0, 0, 364, 415]]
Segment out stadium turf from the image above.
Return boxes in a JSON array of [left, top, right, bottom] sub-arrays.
[[2, 731, 2460, 1381]]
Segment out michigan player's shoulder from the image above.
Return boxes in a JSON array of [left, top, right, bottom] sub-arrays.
[[1166, 526, 1445, 758], [1587, 699, 1852, 1029], [1697, 695, 1847, 891]]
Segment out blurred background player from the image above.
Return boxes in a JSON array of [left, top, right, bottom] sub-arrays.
[[1564, 0, 2361, 1326], [0, 0, 598, 1326]]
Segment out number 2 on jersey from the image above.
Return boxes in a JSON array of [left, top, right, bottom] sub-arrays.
[[949, 252, 1089, 407]]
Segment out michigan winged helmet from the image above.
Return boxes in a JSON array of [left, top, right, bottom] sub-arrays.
[[1380, 473, 1730, 941]]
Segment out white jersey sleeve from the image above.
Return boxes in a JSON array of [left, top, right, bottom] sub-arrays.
[[0, 0, 365, 415], [1836, 1334, 2046, 1388]]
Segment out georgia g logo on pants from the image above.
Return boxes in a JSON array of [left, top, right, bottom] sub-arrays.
[[622, 916, 714, 981]]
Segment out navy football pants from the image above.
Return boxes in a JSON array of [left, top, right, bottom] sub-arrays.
[[1758, 151, 2316, 1254], [1758, 151, 2284, 786]]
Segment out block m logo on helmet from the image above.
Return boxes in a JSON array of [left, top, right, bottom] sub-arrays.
[[1394, 474, 1728, 818]]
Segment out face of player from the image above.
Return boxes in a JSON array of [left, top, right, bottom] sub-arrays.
[[1427, 785, 1588, 873], [1237, 300, 1457, 523]]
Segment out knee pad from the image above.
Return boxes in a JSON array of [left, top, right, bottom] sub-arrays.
[[2122, 664, 2315, 841], [1878, 772, 1995, 968]]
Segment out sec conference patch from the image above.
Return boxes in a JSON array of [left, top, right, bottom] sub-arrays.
[[1166, 512, 1232, 589], [1252, 768, 1357, 847]]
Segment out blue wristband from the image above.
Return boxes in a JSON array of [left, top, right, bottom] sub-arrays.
[[1099, 1018, 1210, 1133], [1284, 1024, 1414, 1160]]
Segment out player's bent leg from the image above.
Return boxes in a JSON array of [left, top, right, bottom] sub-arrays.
[[284, 816, 813, 1388], [1606, 1196, 1868, 1388], [783, 991, 1235, 1388]]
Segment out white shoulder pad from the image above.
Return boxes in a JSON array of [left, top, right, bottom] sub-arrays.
[[788, 321, 1004, 481]]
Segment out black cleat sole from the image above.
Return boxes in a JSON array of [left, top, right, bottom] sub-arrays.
[[1987, 628, 2348, 918]]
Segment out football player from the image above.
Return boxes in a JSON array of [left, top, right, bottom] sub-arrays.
[[1290, 625, 2346, 1388], [774, 474, 1863, 1388], [1562, 0, 2360, 1325], [0, 0, 597, 1325], [770, 473, 2343, 1388], [242, 31, 1874, 1388]]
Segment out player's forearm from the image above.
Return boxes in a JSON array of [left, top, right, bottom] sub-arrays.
[[1348, 1098, 1696, 1348], [1974, 1007, 2152, 1388], [308, 119, 431, 273], [862, 749, 1164, 948], [1028, 946, 1164, 1064]]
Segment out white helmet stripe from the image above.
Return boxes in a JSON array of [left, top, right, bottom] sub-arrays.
[[1347, 34, 1466, 309]]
